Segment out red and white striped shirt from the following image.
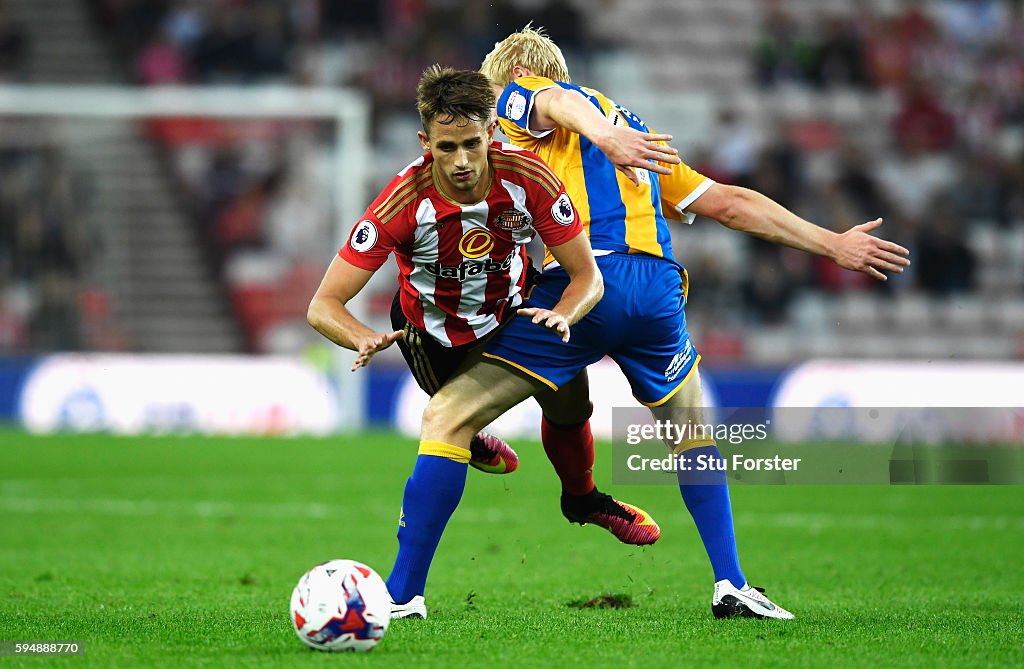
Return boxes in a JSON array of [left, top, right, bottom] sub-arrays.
[[340, 142, 583, 347]]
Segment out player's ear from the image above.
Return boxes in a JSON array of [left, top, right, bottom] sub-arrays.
[[486, 119, 496, 142], [417, 130, 430, 151], [512, 65, 530, 79]]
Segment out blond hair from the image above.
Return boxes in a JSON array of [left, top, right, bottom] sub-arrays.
[[480, 24, 570, 88], [417, 65, 496, 134]]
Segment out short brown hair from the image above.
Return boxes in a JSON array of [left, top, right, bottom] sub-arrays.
[[480, 24, 570, 88], [417, 65, 495, 134]]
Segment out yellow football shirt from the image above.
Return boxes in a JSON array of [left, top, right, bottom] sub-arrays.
[[496, 75, 713, 267]]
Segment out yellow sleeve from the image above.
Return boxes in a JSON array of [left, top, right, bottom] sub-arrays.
[[497, 117, 540, 150], [495, 75, 566, 150], [659, 159, 714, 224]]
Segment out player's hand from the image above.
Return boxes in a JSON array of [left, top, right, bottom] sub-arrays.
[[597, 126, 680, 187], [351, 330, 404, 371], [833, 218, 911, 281], [517, 307, 571, 343]]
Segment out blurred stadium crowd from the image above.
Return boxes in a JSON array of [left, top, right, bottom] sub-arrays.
[[0, 0, 1022, 362]]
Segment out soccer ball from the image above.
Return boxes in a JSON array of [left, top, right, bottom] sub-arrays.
[[289, 559, 391, 652]]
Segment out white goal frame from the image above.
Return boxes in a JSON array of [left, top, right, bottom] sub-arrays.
[[0, 85, 371, 431]]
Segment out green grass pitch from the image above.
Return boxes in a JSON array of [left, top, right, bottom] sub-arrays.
[[1, 429, 1022, 668]]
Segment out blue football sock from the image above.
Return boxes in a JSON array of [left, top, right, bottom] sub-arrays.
[[386, 452, 467, 604], [678, 445, 746, 589]]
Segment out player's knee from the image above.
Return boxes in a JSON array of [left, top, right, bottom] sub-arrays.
[[421, 392, 478, 443], [536, 373, 592, 424], [420, 396, 446, 436], [540, 397, 592, 426]]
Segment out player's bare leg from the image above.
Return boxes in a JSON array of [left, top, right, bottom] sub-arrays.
[[423, 358, 542, 446], [650, 368, 793, 619], [535, 371, 661, 546], [388, 359, 538, 618], [453, 354, 522, 475], [395, 316, 520, 475]]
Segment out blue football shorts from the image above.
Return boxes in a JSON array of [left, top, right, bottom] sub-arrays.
[[482, 252, 700, 406]]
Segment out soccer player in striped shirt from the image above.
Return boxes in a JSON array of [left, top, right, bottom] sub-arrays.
[[308, 66, 657, 619], [392, 27, 908, 620]]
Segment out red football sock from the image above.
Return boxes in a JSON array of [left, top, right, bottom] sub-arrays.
[[541, 417, 595, 496]]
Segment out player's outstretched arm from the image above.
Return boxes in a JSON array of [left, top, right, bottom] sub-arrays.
[[307, 256, 403, 370], [688, 183, 911, 280], [531, 86, 680, 186], [518, 233, 603, 342]]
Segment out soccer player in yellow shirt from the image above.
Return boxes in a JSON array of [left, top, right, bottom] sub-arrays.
[[459, 26, 905, 619]]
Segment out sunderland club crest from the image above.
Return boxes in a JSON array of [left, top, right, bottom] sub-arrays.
[[495, 208, 532, 232]]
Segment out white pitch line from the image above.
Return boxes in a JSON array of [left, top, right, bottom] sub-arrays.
[[0, 496, 1021, 532], [735, 511, 1024, 532], [0, 496, 348, 520]]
